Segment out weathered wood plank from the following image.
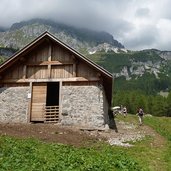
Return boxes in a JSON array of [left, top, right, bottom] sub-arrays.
[[31, 83, 47, 121], [73, 63, 76, 77], [48, 43, 52, 78], [2, 77, 100, 83], [48, 64, 51, 78], [28, 82, 32, 123], [23, 65, 26, 79]]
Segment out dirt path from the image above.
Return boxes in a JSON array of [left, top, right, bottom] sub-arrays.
[[0, 118, 166, 148], [104, 120, 166, 147], [0, 123, 96, 147]]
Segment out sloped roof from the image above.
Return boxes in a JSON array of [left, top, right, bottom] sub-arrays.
[[0, 31, 113, 79]]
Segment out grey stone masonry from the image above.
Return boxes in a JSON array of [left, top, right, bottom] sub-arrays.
[[61, 85, 109, 128], [0, 87, 29, 123]]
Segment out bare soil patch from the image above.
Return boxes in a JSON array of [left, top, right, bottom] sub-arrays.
[[0, 123, 97, 147], [0, 119, 166, 147]]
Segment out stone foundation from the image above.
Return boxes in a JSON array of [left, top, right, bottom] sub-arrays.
[[0, 85, 110, 128], [0, 87, 29, 123], [61, 85, 109, 128]]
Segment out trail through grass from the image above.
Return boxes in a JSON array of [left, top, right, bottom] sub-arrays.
[[0, 115, 171, 171], [115, 114, 171, 171], [144, 116, 171, 170]]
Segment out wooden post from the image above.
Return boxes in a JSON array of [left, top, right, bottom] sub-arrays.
[[23, 65, 27, 79], [72, 55, 77, 77], [48, 43, 52, 78], [27, 82, 32, 123], [59, 81, 62, 121], [73, 63, 76, 77]]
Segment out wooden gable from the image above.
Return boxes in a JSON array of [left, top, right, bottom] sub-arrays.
[[1, 38, 98, 82], [0, 32, 113, 104]]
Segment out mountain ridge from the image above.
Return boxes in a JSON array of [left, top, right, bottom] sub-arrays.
[[0, 18, 124, 51], [1, 18, 171, 94]]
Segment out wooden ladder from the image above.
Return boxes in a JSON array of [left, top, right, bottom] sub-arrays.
[[44, 106, 59, 123]]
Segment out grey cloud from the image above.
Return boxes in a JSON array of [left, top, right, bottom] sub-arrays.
[[0, 0, 135, 27], [135, 8, 150, 18], [156, 40, 171, 50], [0, 0, 171, 50], [124, 26, 158, 50]]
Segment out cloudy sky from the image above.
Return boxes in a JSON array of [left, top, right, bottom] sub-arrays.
[[1, 0, 171, 50]]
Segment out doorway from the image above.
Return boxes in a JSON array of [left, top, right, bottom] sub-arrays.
[[45, 82, 60, 123], [46, 82, 59, 106]]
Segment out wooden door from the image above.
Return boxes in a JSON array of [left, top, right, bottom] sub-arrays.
[[31, 83, 47, 121]]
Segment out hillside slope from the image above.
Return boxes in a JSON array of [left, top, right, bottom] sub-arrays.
[[0, 18, 124, 51], [1, 19, 171, 94], [88, 50, 171, 94]]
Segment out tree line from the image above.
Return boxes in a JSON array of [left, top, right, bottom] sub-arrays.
[[112, 91, 171, 117]]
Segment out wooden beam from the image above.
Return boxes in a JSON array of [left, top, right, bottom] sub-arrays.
[[72, 54, 77, 77], [23, 65, 27, 79], [47, 64, 51, 78], [59, 81, 62, 121], [2, 77, 100, 83], [48, 44, 52, 78], [26, 61, 73, 66], [48, 44, 52, 62], [28, 82, 32, 123], [73, 63, 76, 77]]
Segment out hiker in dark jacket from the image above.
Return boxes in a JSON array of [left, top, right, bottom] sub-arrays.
[[123, 106, 127, 117], [137, 108, 144, 125]]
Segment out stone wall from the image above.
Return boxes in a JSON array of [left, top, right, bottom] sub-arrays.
[[0, 85, 110, 127], [0, 87, 29, 123], [61, 85, 109, 128]]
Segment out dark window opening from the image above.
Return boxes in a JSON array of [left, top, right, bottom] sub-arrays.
[[46, 82, 59, 106]]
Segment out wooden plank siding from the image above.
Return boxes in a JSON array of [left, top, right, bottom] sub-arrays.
[[77, 62, 98, 79], [51, 65, 73, 78], [3, 64, 25, 79], [51, 43, 73, 62], [26, 66, 47, 79], [1, 40, 99, 82], [31, 83, 47, 121]]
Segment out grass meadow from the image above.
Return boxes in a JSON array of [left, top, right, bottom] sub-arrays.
[[0, 115, 170, 171]]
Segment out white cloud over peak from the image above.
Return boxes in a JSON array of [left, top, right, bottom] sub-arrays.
[[1, 0, 171, 50]]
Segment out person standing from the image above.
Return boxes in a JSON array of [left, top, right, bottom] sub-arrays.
[[123, 106, 127, 117], [137, 108, 144, 125]]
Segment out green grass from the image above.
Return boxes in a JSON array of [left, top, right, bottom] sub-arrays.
[[144, 116, 171, 170], [0, 136, 142, 171], [0, 115, 171, 171], [115, 114, 171, 171], [144, 116, 171, 141], [0, 56, 7, 63]]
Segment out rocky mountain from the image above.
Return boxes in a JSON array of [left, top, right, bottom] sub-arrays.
[[0, 18, 124, 51], [1, 18, 171, 94], [0, 47, 17, 63], [88, 49, 171, 94], [0, 47, 17, 57]]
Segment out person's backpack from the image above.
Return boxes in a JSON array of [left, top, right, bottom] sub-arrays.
[[139, 109, 143, 116]]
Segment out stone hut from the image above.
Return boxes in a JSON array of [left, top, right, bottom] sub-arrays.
[[0, 31, 113, 129]]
